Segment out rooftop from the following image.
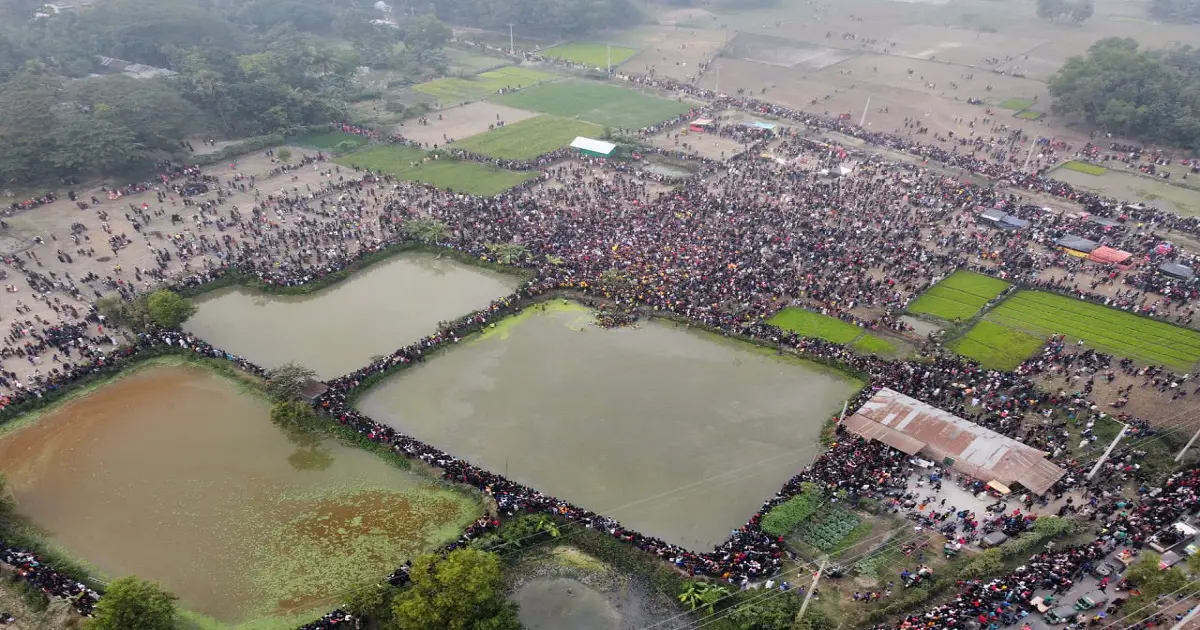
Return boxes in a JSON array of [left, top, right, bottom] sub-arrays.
[[841, 388, 1066, 495]]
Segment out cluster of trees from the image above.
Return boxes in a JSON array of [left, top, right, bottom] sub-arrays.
[[0, 0, 452, 186], [96, 289, 197, 330], [1048, 37, 1200, 150], [1035, 0, 1095, 23], [420, 0, 641, 38], [341, 548, 521, 630], [1148, 0, 1200, 23]]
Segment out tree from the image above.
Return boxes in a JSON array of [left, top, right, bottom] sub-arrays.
[[144, 289, 197, 328], [1070, 0, 1094, 23], [679, 581, 731, 615], [277, 148, 292, 163], [86, 576, 177, 630], [96, 295, 152, 330], [403, 217, 449, 244], [485, 242, 530, 265], [269, 399, 318, 430], [1149, 0, 1200, 23], [392, 549, 521, 630], [1123, 554, 1189, 623], [1037, 0, 1092, 23], [1048, 38, 1200, 149], [264, 362, 317, 401]]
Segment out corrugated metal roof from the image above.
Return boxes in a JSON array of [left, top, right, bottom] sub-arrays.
[[570, 137, 616, 155], [841, 388, 1066, 495]]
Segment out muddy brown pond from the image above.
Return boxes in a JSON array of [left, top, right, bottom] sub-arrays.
[[184, 252, 520, 379], [358, 301, 861, 551], [0, 363, 482, 626]]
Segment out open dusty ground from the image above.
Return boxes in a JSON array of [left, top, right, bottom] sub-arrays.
[[617, 25, 730, 82], [396, 101, 540, 146]]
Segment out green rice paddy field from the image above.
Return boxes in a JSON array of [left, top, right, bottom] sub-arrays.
[[495, 81, 693, 130], [954, 291, 1200, 371], [450, 115, 602, 160], [413, 67, 557, 104], [908, 270, 1010, 321], [950, 320, 1046, 372], [1060, 160, 1108, 176], [335, 145, 536, 196], [768, 307, 896, 356], [540, 42, 638, 67]]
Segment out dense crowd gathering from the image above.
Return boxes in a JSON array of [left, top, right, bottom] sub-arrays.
[[6, 44, 1200, 630]]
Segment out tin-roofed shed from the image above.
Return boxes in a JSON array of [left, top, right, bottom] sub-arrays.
[[841, 388, 1066, 495]]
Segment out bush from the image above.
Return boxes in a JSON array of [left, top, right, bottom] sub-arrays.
[[145, 289, 196, 328], [86, 576, 177, 630], [760, 482, 823, 536]]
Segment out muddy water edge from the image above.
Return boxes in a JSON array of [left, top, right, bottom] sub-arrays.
[[358, 300, 863, 552], [0, 358, 485, 627]]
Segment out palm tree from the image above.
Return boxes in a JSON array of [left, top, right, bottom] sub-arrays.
[[534, 516, 560, 538], [403, 217, 449, 244], [698, 584, 730, 615], [678, 581, 730, 615], [485, 242, 530, 266]]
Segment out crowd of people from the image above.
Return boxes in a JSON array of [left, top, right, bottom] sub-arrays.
[[6, 42, 1200, 629]]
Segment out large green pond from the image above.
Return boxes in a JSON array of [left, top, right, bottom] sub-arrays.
[[357, 301, 861, 551], [0, 362, 482, 627], [184, 252, 520, 379]]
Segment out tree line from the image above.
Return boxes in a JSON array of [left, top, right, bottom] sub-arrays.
[[416, 0, 641, 38], [0, 0, 451, 187], [1048, 37, 1200, 151], [1149, 0, 1200, 23]]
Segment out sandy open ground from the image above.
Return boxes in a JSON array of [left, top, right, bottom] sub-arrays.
[[396, 101, 540, 147]]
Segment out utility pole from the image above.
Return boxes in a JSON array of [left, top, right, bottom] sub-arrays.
[[796, 559, 828, 623], [1087, 423, 1128, 480], [715, 65, 720, 93], [508, 24, 515, 55], [607, 43, 612, 74], [859, 96, 872, 127], [839, 400, 848, 422], [1021, 139, 1037, 173], [1176, 425, 1200, 462]]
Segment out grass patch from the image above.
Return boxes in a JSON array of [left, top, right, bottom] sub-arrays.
[[1061, 160, 1108, 176], [495, 80, 692, 129], [983, 290, 1200, 370], [1015, 110, 1043, 120], [792, 505, 862, 552], [540, 42, 638, 67], [413, 66, 556, 104], [768, 308, 865, 343], [287, 131, 368, 151], [335, 145, 537, 195], [769, 307, 894, 354], [908, 270, 1010, 321], [997, 97, 1035, 110], [950, 320, 1046, 371], [443, 48, 509, 74], [851, 335, 897, 356], [450, 115, 602, 160]]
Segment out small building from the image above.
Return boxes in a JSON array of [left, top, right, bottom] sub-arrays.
[[688, 118, 714, 133], [95, 56, 177, 80], [841, 388, 1066, 495], [1055, 234, 1099, 257], [1160, 262, 1195, 280], [299, 378, 330, 403], [570, 137, 616, 158]]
